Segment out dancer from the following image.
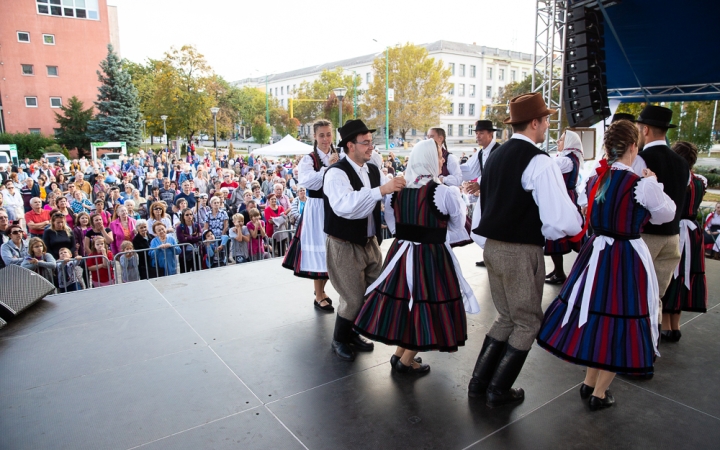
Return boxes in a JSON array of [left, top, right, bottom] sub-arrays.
[[427, 127, 462, 187], [354, 139, 480, 374], [544, 130, 585, 285], [324, 119, 405, 362], [661, 141, 708, 341], [282, 119, 339, 312], [536, 120, 676, 411], [468, 93, 583, 408]]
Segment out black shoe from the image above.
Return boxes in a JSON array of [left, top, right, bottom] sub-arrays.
[[485, 344, 529, 408], [545, 274, 567, 285], [390, 354, 422, 366], [349, 333, 374, 352], [476, 261, 486, 267], [314, 300, 334, 313], [323, 297, 333, 306], [545, 270, 556, 279], [660, 330, 672, 342], [589, 392, 615, 411], [670, 330, 682, 342], [394, 359, 430, 375], [331, 340, 356, 361], [468, 335, 507, 398], [580, 383, 594, 400]]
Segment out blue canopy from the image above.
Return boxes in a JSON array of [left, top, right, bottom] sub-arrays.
[[597, 0, 720, 102]]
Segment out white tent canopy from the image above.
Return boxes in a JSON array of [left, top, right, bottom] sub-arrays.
[[251, 135, 313, 157]]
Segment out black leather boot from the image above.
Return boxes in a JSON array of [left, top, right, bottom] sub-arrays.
[[331, 315, 356, 362], [468, 335, 507, 398], [486, 344, 529, 408], [349, 332, 375, 352]]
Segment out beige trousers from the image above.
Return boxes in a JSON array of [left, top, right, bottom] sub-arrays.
[[642, 233, 681, 322]]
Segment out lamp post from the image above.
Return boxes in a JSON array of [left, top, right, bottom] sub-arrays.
[[333, 87, 348, 142], [385, 46, 389, 151], [141, 119, 146, 151], [210, 107, 220, 160], [160, 115, 168, 150]]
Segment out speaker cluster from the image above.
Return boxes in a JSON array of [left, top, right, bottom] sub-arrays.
[[563, 6, 611, 127]]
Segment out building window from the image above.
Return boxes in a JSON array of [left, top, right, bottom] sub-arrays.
[[499, 69, 505, 81], [470, 65, 476, 77], [25, 97, 39, 107], [522, 71, 528, 79], [411, 129, 417, 136], [448, 125, 453, 136], [486, 87, 492, 98], [292, 84, 296, 93], [37, 0, 100, 20], [468, 125, 474, 136], [22, 64, 34, 76], [449, 84, 454, 95], [281, 86, 284, 95], [47, 66, 58, 76], [459, 64, 465, 77], [458, 84, 465, 96], [469, 85, 475, 97], [43, 34, 55, 45], [50, 97, 62, 108], [469, 104, 475, 116], [17, 31, 30, 42], [449, 62, 455, 75], [449, 103, 454, 115], [274, 88, 277, 96], [287, 85, 290, 95], [459, 124, 464, 136], [487, 67, 493, 80], [459, 103, 465, 115], [366, 72, 371, 83], [29, 129, 42, 134], [511, 70, 516, 82]]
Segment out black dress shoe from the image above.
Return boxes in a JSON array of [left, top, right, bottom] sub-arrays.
[[323, 297, 333, 306], [390, 354, 422, 366], [331, 340, 356, 361], [349, 333, 374, 352], [545, 274, 567, 285], [545, 270, 556, 279], [394, 359, 430, 374], [486, 387, 525, 408], [314, 300, 334, 313], [660, 330, 672, 342], [476, 261, 486, 267], [670, 330, 682, 342], [589, 392, 615, 411], [579, 383, 594, 400]]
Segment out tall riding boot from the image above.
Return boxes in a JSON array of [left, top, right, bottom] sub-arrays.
[[486, 344, 530, 408], [468, 335, 507, 398], [331, 315, 356, 362]]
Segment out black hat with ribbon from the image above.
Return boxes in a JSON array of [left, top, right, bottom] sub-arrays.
[[636, 105, 676, 129], [474, 120, 498, 132], [338, 119, 376, 149], [611, 113, 636, 123]]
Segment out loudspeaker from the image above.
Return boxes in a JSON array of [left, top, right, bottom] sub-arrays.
[[0, 265, 55, 322]]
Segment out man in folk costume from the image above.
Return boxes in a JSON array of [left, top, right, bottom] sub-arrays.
[[427, 128, 463, 187], [468, 93, 583, 408], [460, 120, 501, 267], [324, 119, 406, 362], [631, 105, 690, 349]]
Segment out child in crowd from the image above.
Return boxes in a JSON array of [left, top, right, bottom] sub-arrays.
[[246, 208, 271, 260], [86, 236, 115, 287], [229, 213, 250, 264], [56, 247, 84, 292], [119, 240, 140, 282], [201, 229, 225, 268], [21, 237, 57, 283]]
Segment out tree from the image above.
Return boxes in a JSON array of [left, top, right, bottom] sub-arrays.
[[293, 68, 361, 129], [0, 133, 55, 160], [364, 43, 451, 141], [251, 117, 271, 146], [485, 75, 534, 127], [87, 44, 142, 147], [54, 96, 93, 158]]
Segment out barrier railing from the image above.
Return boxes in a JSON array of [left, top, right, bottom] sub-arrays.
[[55, 253, 114, 293], [269, 229, 295, 258]]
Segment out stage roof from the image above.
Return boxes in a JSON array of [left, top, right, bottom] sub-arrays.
[[600, 0, 720, 102]]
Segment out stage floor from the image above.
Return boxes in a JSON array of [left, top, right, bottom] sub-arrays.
[[1, 244, 719, 449]]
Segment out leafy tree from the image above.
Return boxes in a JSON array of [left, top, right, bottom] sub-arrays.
[[294, 68, 361, 129], [87, 44, 142, 147], [364, 43, 451, 141], [251, 117, 271, 146], [0, 133, 56, 160], [486, 76, 534, 127], [54, 96, 93, 158]]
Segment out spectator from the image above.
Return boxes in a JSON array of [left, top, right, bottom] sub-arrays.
[[241, 199, 257, 225], [289, 187, 307, 226], [250, 182, 265, 206], [21, 237, 56, 283], [70, 190, 93, 214], [220, 173, 239, 194], [75, 174, 92, 199], [86, 236, 115, 287], [170, 198, 188, 230], [2, 180, 24, 221], [118, 240, 140, 283], [229, 213, 250, 264], [56, 247, 84, 293], [200, 229, 225, 268], [264, 193, 288, 255], [274, 183, 292, 211], [94, 198, 112, 227], [93, 177, 108, 199], [73, 212, 91, 257], [121, 183, 134, 201], [124, 200, 140, 220], [130, 189, 146, 217], [43, 211, 76, 259], [25, 197, 51, 238], [21, 178, 40, 212], [158, 178, 176, 209], [56, 173, 69, 192], [54, 196, 75, 228], [1, 220, 27, 266], [83, 213, 113, 256], [246, 208, 270, 261], [106, 186, 124, 210], [173, 180, 197, 209], [150, 222, 181, 276], [132, 219, 156, 280], [147, 201, 172, 238], [43, 191, 58, 212], [176, 207, 202, 273], [194, 168, 209, 194], [205, 196, 229, 238], [109, 204, 136, 255]]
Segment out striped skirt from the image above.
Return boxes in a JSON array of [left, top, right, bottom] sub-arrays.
[[537, 237, 655, 374], [662, 225, 707, 313], [281, 214, 329, 280], [544, 235, 583, 255], [353, 240, 468, 352]]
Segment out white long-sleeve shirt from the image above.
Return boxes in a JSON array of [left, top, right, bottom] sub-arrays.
[[324, 157, 389, 238], [298, 149, 333, 191], [460, 141, 499, 183], [441, 152, 463, 187]]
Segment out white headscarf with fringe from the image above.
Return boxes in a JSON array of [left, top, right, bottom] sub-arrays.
[[562, 129, 584, 164], [404, 139, 441, 188]]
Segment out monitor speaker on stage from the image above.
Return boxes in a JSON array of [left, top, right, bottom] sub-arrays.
[[564, 5, 611, 128], [0, 265, 55, 322]]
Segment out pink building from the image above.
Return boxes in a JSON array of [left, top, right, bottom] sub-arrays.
[[0, 0, 120, 136]]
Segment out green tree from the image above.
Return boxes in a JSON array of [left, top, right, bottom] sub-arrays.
[[364, 44, 451, 141], [251, 117, 271, 146], [54, 96, 93, 158], [294, 68, 361, 129], [87, 44, 142, 147], [486, 76, 534, 127], [0, 133, 55, 160]]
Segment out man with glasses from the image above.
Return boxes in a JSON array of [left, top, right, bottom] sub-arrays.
[[323, 119, 405, 362], [2, 181, 24, 222]]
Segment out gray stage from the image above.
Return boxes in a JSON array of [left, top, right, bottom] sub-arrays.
[[1, 244, 719, 449]]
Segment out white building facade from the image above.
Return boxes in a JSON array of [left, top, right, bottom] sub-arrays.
[[233, 41, 533, 145]]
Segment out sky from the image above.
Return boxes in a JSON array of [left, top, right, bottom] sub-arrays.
[[108, 0, 538, 82]]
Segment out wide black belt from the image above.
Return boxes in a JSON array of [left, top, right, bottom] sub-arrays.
[[307, 189, 323, 199], [395, 223, 447, 245], [594, 229, 640, 241]]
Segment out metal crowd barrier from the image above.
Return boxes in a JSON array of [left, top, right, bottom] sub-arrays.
[[55, 253, 114, 293], [268, 229, 295, 258]]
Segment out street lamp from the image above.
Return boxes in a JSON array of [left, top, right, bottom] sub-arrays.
[[210, 107, 220, 159], [333, 87, 347, 143], [141, 119, 146, 151], [160, 115, 168, 150], [373, 39, 391, 150]]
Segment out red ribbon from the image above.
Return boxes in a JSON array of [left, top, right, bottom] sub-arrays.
[[570, 159, 609, 243]]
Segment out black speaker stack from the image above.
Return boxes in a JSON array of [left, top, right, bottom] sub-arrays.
[[563, 5, 611, 127]]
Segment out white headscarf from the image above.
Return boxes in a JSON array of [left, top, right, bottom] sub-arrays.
[[562, 129, 584, 164], [404, 140, 440, 188]]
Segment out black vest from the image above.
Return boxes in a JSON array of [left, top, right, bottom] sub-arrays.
[[639, 144, 689, 235], [475, 138, 547, 246], [323, 158, 383, 246], [307, 150, 327, 199]]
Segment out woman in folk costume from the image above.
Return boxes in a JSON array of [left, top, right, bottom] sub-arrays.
[[353, 139, 480, 374], [661, 141, 708, 342], [545, 129, 585, 285], [536, 120, 676, 411], [282, 119, 339, 312]]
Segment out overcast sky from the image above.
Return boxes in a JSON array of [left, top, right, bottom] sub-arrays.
[[109, 0, 538, 82]]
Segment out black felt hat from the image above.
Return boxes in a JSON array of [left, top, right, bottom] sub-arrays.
[[338, 119, 376, 148], [474, 120, 498, 132], [636, 105, 676, 129], [611, 113, 636, 123]]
